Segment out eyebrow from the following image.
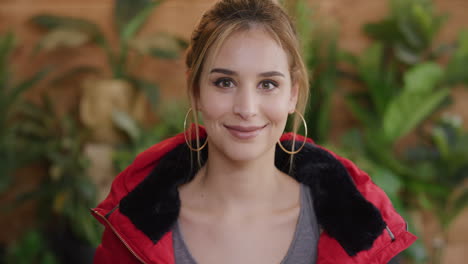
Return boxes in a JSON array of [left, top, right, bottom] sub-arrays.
[[210, 68, 285, 78]]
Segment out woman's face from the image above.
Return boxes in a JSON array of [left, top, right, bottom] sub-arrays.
[[196, 27, 298, 162]]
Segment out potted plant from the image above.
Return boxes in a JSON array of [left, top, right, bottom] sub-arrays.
[[30, 0, 187, 144], [0, 31, 49, 193], [4, 229, 58, 264], [334, 0, 468, 262], [13, 94, 101, 263], [283, 0, 342, 143], [404, 115, 468, 264], [112, 101, 186, 172]]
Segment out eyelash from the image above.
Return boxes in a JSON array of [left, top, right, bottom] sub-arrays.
[[260, 80, 279, 90], [213, 78, 235, 88], [213, 78, 279, 90]]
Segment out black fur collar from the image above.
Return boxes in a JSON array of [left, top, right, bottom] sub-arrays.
[[119, 140, 386, 256]]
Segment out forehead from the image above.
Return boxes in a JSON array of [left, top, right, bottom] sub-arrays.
[[204, 27, 290, 74]]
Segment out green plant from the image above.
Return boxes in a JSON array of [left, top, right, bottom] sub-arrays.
[[303, 22, 341, 143], [403, 115, 468, 264], [0, 31, 48, 193], [30, 0, 187, 111], [406, 115, 468, 228], [363, 0, 447, 65], [336, 0, 468, 262], [445, 30, 468, 86], [112, 102, 186, 171], [14, 94, 102, 247], [5, 229, 58, 264], [347, 53, 449, 145], [283, 0, 341, 143], [345, 0, 454, 149], [341, 0, 464, 205], [339, 2, 455, 189], [343, 47, 450, 197]]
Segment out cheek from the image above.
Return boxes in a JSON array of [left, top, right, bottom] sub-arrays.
[[198, 89, 230, 123], [262, 97, 290, 126]]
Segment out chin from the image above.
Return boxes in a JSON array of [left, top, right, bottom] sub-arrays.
[[224, 147, 263, 162], [215, 140, 275, 163]]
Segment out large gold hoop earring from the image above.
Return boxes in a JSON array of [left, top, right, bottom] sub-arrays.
[[277, 110, 308, 155], [184, 108, 208, 152]]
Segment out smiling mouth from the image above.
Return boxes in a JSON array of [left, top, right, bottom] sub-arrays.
[[224, 124, 267, 140]]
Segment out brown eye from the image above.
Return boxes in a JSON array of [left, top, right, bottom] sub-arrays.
[[214, 78, 235, 88], [259, 80, 278, 90]]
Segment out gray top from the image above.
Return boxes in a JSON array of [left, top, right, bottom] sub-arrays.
[[172, 183, 319, 264]]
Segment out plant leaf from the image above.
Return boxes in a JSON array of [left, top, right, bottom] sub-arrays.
[[120, 1, 160, 43], [0, 31, 15, 74], [130, 78, 159, 113], [293, 0, 314, 63], [2, 69, 50, 120], [345, 95, 376, 128], [371, 166, 402, 201], [357, 44, 396, 117], [445, 30, 468, 85], [395, 41, 421, 64], [30, 15, 98, 34], [0, 32, 16, 99], [443, 187, 468, 228], [383, 63, 446, 142], [363, 19, 401, 43], [384, 88, 448, 142], [131, 33, 187, 59], [112, 110, 140, 142], [30, 14, 107, 54], [115, 0, 153, 37], [404, 62, 444, 93], [35, 28, 91, 52]]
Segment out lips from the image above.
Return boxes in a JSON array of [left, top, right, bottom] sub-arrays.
[[224, 124, 267, 140]]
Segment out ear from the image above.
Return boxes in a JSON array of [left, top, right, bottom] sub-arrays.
[[288, 82, 299, 114]]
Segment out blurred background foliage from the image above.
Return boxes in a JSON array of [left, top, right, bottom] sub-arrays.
[[0, 32, 49, 194], [0, 0, 467, 263]]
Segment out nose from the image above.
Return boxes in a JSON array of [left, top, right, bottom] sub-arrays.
[[233, 85, 257, 120]]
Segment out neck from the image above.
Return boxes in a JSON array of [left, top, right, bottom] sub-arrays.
[[193, 145, 284, 212]]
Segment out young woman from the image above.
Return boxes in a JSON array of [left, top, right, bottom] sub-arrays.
[[91, 0, 417, 263]]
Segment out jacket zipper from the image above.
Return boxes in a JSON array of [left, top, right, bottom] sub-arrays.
[[92, 209, 148, 264]]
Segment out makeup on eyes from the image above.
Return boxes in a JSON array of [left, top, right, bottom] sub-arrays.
[[209, 68, 286, 78], [211, 78, 280, 91], [213, 77, 235, 88]]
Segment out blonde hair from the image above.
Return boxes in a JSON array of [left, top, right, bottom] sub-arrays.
[[185, 0, 309, 165]]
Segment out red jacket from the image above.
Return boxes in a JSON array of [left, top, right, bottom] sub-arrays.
[[91, 130, 416, 264]]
